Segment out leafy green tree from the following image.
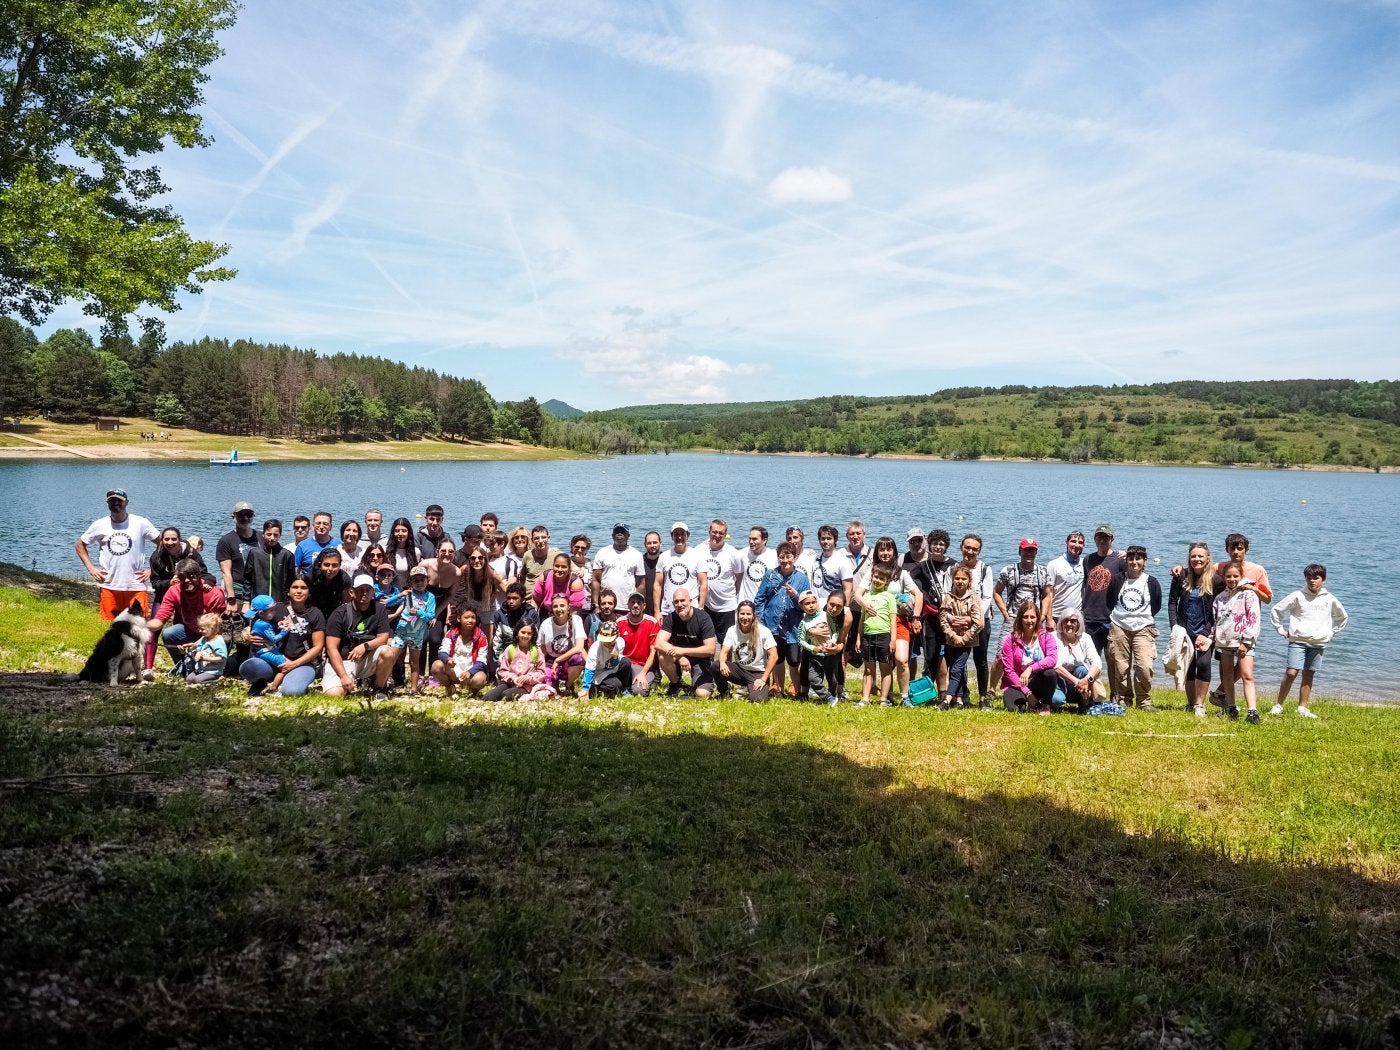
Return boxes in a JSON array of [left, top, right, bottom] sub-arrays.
[[0, 1, 238, 326], [441, 380, 494, 440], [152, 392, 187, 426], [39, 337, 107, 417], [0, 315, 38, 420], [298, 383, 336, 439], [336, 381, 366, 437], [394, 404, 437, 439], [514, 396, 544, 443], [492, 404, 522, 441], [364, 396, 387, 437], [260, 391, 280, 436], [97, 350, 133, 413]]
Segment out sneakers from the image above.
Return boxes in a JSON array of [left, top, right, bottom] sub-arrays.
[[1208, 691, 1227, 709], [372, 690, 388, 705], [1296, 706, 1319, 719], [853, 701, 867, 708], [1193, 704, 1205, 718], [880, 698, 896, 708], [1137, 700, 1156, 713], [1269, 703, 1284, 716], [1245, 709, 1260, 725], [141, 667, 156, 682], [977, 700, 991, 711], [1227, 705, 1240, 720], [825, 694, 839, 707]]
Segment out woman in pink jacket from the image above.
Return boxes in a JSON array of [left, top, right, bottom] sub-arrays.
[[1000, 601, 1059, 714], [532, 552, 587, 613]]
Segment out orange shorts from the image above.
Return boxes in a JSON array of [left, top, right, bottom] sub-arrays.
[[100, 588, 150, 621], [894, 616, 911, 645]]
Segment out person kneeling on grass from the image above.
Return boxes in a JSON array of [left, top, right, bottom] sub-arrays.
[[1269, 563, 1347, 720], [1001, 601, 1059, 714], [579, 621, 633, 699], [433, 606, 489, 698], [656, 587, 717, 698], [1212, 562, 1261, 724], [856, 566, 898, 707], [538, 593, 588, 694], [183, 612, 228, 684], [718, 600, 780, 703], [324, 574, 393, 701], [485, 622, 548, 701]]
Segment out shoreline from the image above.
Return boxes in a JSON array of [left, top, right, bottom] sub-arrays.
[[685, 448, 1399, 474]]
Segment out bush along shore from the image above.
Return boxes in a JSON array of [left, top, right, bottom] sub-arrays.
[[2, 570, 1398, 1048]]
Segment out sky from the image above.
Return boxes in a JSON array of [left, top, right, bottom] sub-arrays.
[[41, 0, 1400, 409]]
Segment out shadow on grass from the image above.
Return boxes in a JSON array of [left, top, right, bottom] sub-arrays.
[[2, 691, 1398, 1049]]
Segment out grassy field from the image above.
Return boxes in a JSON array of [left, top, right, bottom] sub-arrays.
[[0, 418, 585, 461], [3, 572, 1398, 1048]]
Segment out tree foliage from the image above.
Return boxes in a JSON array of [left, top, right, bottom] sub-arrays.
[[0, 0, 238, 325]]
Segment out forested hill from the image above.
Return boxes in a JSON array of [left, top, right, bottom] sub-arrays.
[[587, 380, 1400, 468], [0, 322, 646, 454]]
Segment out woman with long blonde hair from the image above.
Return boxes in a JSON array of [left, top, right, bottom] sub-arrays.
[[1168, 542, 1217, 718]]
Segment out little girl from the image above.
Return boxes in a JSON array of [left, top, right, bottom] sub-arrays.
[[938, 565, 983, 708], [185, 612, 228, 684], [486, 622, 548, 701], [391, 566, 437, 692], [433, 605, 489, 698], [1213, 562, 1261, 723]]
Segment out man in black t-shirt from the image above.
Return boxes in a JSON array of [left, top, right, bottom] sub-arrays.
[[216, 500, 259, 613], [656, 588, 717, 697], [1081, 524, 1125, 660], [324, 574, 392, 699]]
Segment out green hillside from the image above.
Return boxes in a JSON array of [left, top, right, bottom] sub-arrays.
[[589, 380, 1400, 468]]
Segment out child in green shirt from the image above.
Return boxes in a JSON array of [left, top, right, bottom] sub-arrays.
[[858, 567, 897, 706]]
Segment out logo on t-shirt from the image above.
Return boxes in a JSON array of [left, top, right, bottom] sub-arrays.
[[746, 561, 767, 582], [705, 557, 722, 578], [667, 563, 691, 584], [107, 531, 133, 556], [1086, 565, 1114, 593], [1119, 584, 1148, 613]]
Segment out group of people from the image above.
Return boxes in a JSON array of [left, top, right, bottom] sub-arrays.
[[75, 489, 1349, 718]]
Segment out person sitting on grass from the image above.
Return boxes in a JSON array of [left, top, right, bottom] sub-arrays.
[[655, 587, 717, 698], [243, 594, 288, 668], [1269, 563, 1347, 720], [183, 612, 228, 684], [145, 558, 227, 678], [433, 605, 489, 699], [538, 593, 588, 694], [1212, 562, 1261, 724], [579, 621, 633, 699], [1000, 601, 1059, 714], [484, 621, 547, 701], [717, 600, 780, 703], [239, 577, 324, 698], [1050, 610, 1103, 712]]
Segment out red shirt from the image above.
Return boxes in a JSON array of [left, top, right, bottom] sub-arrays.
[[617, 615, 660, 663], [156, 582, 227, 630]]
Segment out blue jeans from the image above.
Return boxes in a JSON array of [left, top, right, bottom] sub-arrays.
[[160, 623, 190, 665], [945, 646, 972, 701], [239, 657, 318, 696], [1052, 662, 1092, 709]]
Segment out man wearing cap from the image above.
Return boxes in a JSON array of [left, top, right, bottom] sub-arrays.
[[617, 591, 660, 692], [593, 524, 645, 608], [654, 522, 708, 617], [741, 526, 779, 604], [216, 500, 260, 614], [990, 539, 1052, 692], [1046, 530, 1087, 627], [76, 488, 161, 619], [323, 573, 393, 698], [1081, 525, 1125, 660]]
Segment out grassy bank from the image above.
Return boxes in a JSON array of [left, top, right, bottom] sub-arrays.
[[0, 418, 586, 461], [2, 575, 1398, 1047]]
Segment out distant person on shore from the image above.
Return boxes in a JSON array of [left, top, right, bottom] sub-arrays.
[[76, 487, 160, 620], [1270, 564, 1347, 719]]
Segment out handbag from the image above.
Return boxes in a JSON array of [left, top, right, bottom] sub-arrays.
[[907, 675, 938, 706]]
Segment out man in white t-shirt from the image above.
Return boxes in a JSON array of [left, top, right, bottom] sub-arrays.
[[76, 487, 161, 619], [809, 525, 853, 607], [701, 518, 745, 647], [741, 526, 779, 603], [592, 523, 645, 608], [1045, 530, 1087, 627], [654, 522, 707, 616]]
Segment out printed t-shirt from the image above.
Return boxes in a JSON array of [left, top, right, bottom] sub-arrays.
[[809, 549, 853, 605], [740, 548, 778, 603], [656, 547, 704, 615], [537, 614, 585, 658], [216, 528, 259, 595], [617, 615, 660, 664], [1081, 552, 1124, 622], [722, 624, 777, 673], [701, 544, 745, 613], [662, 608, 716, 659], [81, 513, 160, 592], [325, 601, 390, 659], [265, 603, 325, 661], [1110, 574, 1155, 632], [1046, 555, 1085, 619]]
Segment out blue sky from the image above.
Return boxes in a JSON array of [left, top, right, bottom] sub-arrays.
[[44, 0, 1400, 409]]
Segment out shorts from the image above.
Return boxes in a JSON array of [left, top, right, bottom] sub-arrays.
[[893, 616, 911, 645], [339, 657, 376, 683], [862, 631, 892, 664], [1184, 646, 1213, 684], [100, 588, 150, 620], [1286, 642, 1325, 672]]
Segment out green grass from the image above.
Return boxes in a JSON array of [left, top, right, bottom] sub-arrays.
[[2, 577, 1399, 1047]]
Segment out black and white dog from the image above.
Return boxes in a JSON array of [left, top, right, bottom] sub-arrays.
[[78, 599, 152, 685]]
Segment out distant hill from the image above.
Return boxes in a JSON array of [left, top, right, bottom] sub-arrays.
[[584, 380, 1400, 468], [542, 399, 584, 419]]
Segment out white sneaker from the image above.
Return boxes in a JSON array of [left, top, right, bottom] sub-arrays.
[[1194, 705, 1206, 718], [1296, 706, 1319, 719], [1268, 704, 1284, 716]]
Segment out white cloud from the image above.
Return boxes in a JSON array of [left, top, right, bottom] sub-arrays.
[[269, 184, 353, 262], [767, 165, 853, 204], [559, 315, 765, 402]]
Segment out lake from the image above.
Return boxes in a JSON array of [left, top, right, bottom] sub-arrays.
[[1, 453, 1392, 701]]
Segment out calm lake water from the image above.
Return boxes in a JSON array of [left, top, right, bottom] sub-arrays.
[[2, 454, 1392, 701]]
